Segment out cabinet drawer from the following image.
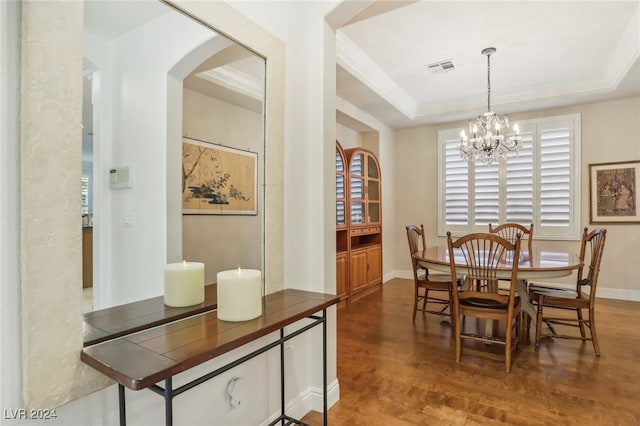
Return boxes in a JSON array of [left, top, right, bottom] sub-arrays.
[[350, 226, 381, 236]]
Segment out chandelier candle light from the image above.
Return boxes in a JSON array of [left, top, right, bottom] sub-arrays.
[[459, 47, 522, 165], [164, 261, 205, 307], [217, 267, 262, 321]]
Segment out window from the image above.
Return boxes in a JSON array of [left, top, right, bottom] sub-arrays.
[[350, 153, 364, 223], [336, 147, 346, 226], [81, 175, 90, 215], [438, 114, 581, 240]]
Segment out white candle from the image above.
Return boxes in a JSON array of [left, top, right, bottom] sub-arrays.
[[216, 268, 262, 322], [164, 261, 205, 307]]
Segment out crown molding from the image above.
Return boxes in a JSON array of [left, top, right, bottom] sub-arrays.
[[336, 31, 417, 119], [197, 66, 264, 100], [605, 10, 640, 89], [336, 95, 389, 133]]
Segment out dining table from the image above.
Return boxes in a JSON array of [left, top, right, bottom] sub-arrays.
[[412, 244, 583, 324]]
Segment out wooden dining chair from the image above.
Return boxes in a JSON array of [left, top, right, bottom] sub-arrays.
[[406, 225, 454, 321], [489, 223, 533, 254], [489, 223, 533, 294], [528, 227, 607, 356], [446, 232, 523, 373]]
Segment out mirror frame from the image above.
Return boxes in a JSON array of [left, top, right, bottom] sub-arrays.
[[20, 0, 284, 410]]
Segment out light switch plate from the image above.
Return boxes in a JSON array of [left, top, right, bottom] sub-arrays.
[[109, 166, 133, 189]]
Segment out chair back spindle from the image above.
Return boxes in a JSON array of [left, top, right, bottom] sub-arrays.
[[489, 223, 533, 254]]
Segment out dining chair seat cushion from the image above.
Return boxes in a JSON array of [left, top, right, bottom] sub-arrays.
[[528, 284, 590, 307], [461, 295, 521, 311], [529, 284, 587, 299], [418, 270, 451, 282]]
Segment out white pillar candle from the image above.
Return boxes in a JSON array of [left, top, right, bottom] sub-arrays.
[[216, 268, 262, 322], [164, 261, 205, 307]]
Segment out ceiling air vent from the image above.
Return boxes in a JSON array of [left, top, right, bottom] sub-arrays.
[[426, 60, 455, 73]]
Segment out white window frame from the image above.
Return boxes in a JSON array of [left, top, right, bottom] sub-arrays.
[[438, 113, 581, 240]]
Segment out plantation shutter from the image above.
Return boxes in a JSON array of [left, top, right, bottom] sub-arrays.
[[539, 127, 571, 227], [336, 148, 346, 226], [505, 133, 534, 223], [444, 138, 469, 226], [81, 175, 90, 215], [350, 153, 364, 223], [474, 162, 499, 226]]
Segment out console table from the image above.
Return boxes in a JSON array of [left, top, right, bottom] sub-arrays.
[[81, 288, 339, 426], [83, 284, 218, 346]]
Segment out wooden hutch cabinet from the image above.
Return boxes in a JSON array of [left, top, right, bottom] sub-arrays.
[[336, 142, 382, 304], [335, 142, 349, 301]]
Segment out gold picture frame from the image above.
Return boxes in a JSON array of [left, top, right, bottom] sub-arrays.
[[589, 160, 639, 223], [182, 137, 258, 215]]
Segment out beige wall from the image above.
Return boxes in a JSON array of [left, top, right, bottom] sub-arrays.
[[336, 122, 361, 149], [182, 88, 263, 283], [393, 96, 640, 298]]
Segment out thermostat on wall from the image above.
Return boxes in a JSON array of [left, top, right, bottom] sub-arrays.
[[109, 166, 133, 189]]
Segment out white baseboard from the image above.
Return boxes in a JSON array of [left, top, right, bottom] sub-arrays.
[[597, 287, 640, 301], [384, 270, 405, 282], [391, 270, 640, 302], [261, 379, 339, 425], [308, 378, 340, 412], [384, 270, 413, 282], [527, 280, 640, 301]]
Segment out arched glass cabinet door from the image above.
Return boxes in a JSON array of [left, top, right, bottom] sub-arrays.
[[335, 141, 349, 301], [347, 149, 381, 227], [336, 141, 347, 229], [344, 147, 382, 299], [366, 154, 380, 224]]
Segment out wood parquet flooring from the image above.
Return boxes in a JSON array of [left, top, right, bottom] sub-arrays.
[[303, 278, 640, 425]]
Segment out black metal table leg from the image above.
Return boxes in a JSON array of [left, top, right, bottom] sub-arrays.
[[322, 309, 328, 426], [119, 384, 126, 426], [165, 377, 173, 426], [280, 328, 285, 425]]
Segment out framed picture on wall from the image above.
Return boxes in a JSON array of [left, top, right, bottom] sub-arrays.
[[182, 137, 258, 215], [589, 160, 639, 223]]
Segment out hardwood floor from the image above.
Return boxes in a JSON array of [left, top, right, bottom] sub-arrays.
[[303, 278, 640, 425]]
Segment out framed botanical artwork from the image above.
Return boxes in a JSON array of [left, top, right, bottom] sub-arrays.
[[589, 160, 639, 223], [182, 137, 258, 215]]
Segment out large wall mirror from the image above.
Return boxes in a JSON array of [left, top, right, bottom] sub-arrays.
[[83, 0, 266, 311], [19, 0, 284, 411]]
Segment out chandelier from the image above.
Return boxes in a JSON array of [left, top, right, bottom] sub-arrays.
[[459, 47, 521, 165]]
